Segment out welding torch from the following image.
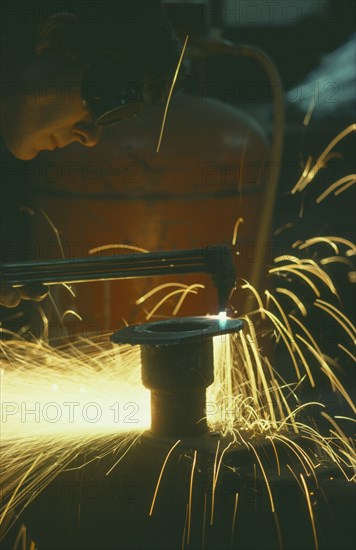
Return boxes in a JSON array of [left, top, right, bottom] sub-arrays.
[[0, 245, 236, 312]]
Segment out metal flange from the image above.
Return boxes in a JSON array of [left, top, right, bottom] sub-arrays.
[[111, 316, 243, 346]]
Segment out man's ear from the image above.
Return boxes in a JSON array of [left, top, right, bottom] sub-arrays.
[[35, 12, 77, 56]]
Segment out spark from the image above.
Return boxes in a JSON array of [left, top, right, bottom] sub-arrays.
[[321, 412, 355, 451], [266, 436, 281, 476], [61, 283, 76, 298], [276, 287, 308, 317], [334, 179, 355, 196], [172, 285, 205, 316], [295, 336, 355, 413], [274, 222, 294, 236], [39, 209, 65, 259], [316, 299, 355, 335], [241, 281, 265, 319], [1, 124, 356, 549], [289, 314, 324, 363], [105, 433, 142, 476], [238, 330, 259, 405], [314, 299, 355, 343], [248, 443, 275, 512], [303, 94, 316, 127], [265, 290, 294, 345], [181, 503, 189, 550], [273, 512, 283, 550], [335, 416, 356, 423], [136, 283, 198, 306], [61, 309, 82, 322], [144, 285, 203, 320], [265, 360, 295, 429], [0, 336, 151, 528], [274, 255, 300, 263], [291, 123, 356, 194], [246, 331, 276, 426], [187, 450, 197, 544], [297, 236, 355, 255], [156, 35, 189, 153], [269, 265, 321, 297], [232, 217, 244, 246], [270, 260, 339, 297], [89, 244, 149, 254], [300, 474, 319, 550], [0, 453, 43, 528], [260, 309, 304, 380], [276, 403, 325, 437], [337, 344, 356, 362], [316, 174, 356, 203], [286, 463, 304, 489], [202, 493, 207, 550], [320, 256, 354, 267], [210, 440, 220, 526], [230, 492, 239, 547], [149, 440, 181, 516], [12, 524, 37, 550], [210, 441, 234, 525], [1, 302, 355, 545]]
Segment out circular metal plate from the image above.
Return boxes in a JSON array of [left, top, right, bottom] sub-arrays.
[[111, 316, 243, 346]]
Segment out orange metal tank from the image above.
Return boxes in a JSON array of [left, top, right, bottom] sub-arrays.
[[27, 94, 270, 336]]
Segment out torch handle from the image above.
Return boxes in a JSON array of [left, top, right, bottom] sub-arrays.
[[0, 245, 236, 311]]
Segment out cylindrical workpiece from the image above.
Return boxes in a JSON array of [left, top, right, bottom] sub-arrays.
[[111, 317, 243, 437], [150, 389, 208, 436], [140, 337, 214, 436]]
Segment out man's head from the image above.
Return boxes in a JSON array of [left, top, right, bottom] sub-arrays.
[[0, 1, 182, 160]]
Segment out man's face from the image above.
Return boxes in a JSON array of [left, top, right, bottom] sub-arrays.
[[1, 52, 101, 160]]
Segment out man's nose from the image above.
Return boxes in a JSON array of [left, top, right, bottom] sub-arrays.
[[73, 121, 101, 147]]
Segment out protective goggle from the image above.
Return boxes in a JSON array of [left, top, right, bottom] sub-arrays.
[[81, 57, 177, 127]]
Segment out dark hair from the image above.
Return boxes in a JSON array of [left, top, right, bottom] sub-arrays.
[[1, 1, 182, 89]]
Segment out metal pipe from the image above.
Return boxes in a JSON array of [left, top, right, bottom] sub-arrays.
[[112, 316, 243, 437]]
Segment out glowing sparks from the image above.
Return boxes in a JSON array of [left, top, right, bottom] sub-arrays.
[[315, 299, 355, 344], [146, 285, 204, 320], [0, 336, 151, 528], [0, 125, 355, 550], [39, 209, 65, 259], [303, 95, 316, 127], [149, 440, 181, 516], [0, 453, 44, 529], [61, 309, 83, 322], [316, 174, 356, 203], [172, 285, 205, 316], [232, 217, 244, 246], [210, 441, 234, 525], [248, 443, 275, 512], [276, 287, 308, 317], [241, 281, 266, 319], [297, 236, 355, 255], [156, 35, 189, 153], [0, 339, 150, 438], [230, 492, 239, 547], [270, 259, 339, 298], [187, 450, 197, 544], [338, 343, 356, 362], [89, 244, 149, 254], [300, 474, 319, 550], [291, 123, 356, 194]]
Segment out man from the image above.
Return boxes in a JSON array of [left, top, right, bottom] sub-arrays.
[[0, 0, 182, 308]]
